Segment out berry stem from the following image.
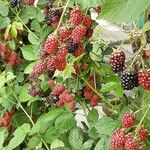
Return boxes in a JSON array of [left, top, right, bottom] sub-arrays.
[[130, 46, 144, 68], [134, 105, 150, 137], [78, 74, 115, 109], [10, 7, 39, 40], [54, 0, 70, 35], [13, 94, 50, 150]]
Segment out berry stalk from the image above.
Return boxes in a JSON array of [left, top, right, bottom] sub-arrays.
[[54, 0, 71, 35]]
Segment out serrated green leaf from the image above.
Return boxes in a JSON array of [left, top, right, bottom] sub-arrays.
[[87, 109, 99, 126], [94, 117, 119, 136], [27, 136, 41, 149], [94, 137, 109, 150], [0, 17, 11, 29], [8, 123, 31, 150], [55, 112, 76, 134], [100, 0, 150, 23], [21, 45, 39, 61], [51, 139, 64, 149], [0, 1, 9, 17], [24, 62, 37, 74], [81, 139, 94, 150], [31, 19, 41, 32], [28, 32, 39, 45], [0, 128, 8, 149], [69, 128, 83, 150], [18, 84, 34, 102]]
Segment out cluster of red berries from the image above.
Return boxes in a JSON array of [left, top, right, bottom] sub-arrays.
[[0, 111, 14, 132], [0, 42, 21, 66], [83, 73, 100, 107], [29, 6, 94, 80], [48, 80, 75, 110], [111, 112, 149, 150], [109, 50, 150, 91]]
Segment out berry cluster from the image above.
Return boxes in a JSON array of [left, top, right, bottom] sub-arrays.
[[109, 51, 125, 73], [138, 71, 150, 90], [48, 80, 75, 110], [111, 112, 149, 150], [44, 1, 60, 28], [121, 70, 138, 90], [9, 0, 18, 7], [30, 6, 94, 79], [83, 73, 100, 107], [0, 42, 21, 66], [0, 111, 14, 132]]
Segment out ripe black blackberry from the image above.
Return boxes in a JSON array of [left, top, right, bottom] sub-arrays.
[[121, 70, 138, 90], [67, 40, 79, 53], [109, 51, 125, 73], [48, 94, 59, 103], [9, 0, 18, 7]]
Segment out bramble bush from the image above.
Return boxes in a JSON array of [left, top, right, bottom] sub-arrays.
[[0, 0, 150, 149]]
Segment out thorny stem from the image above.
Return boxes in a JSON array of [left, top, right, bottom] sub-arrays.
[[13, 94, 50, 150], [54, 0, 70, 35]]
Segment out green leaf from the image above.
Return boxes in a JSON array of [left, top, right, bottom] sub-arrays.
[[28, 32, 39, 45], [31, 19, 41, 32], [30, 108, 64, 135], [18, 84, 34, 102], [94, 137, 109, 150], [0, 17, 11, 29], [11, 23, 17, 38], [87, 109, 99, 126], [94, 117, 119, 136], [24, 62, 37, 74], [8, 124, 31, 150], [0, 71, 16, 88], [81, 139, 94, 150], [69, 128, 83, 150], [100, 0, 150, 23], [21, 45, 39, 61], [0, 128, 8, 149], [0, 1, 9, 17], [55, 112, 76, 134], [76, 0, 104, 10], [50, 139, 64, 149], [27, 136, 41, 149]]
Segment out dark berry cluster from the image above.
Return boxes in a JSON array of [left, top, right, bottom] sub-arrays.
[[0, 42, 21, 66], [9, 0, 18, 7], [121, 70, 138, 90], [48, 80, 75, 110], [0, 111, 14, 132], [83, 73, 100, 107], [111, 112, 149, 150], [44, 2, 60, 28]]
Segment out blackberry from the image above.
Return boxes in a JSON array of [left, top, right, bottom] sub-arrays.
[[45, 15, 52, 24], [48, 94, 59, 103], [121, 70, 138, 90], [67, 40, 79, 53], [51, 10, 60, 22], [109, 51, 125, 73], [9, 0, 18, 8]]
